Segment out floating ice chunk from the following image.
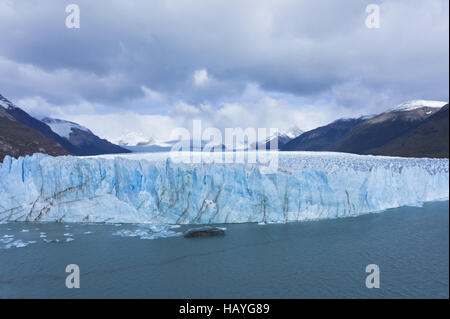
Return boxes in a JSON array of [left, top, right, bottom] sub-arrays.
[[140, 232, 183, 240], [14, 240, 28, 248], [0, 236, 14, 245], [21, 229, 29, 232], [63, 233, 72, 237], [65, 238, 74, 242], [114, 230, 139, 237], [0, 239, 37, 249], [113, 225, 182, 240]]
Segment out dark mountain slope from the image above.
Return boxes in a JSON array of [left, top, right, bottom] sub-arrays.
[[1, 94, 129, 156], [0, 107, 69, 161], [332, 107, 440, 154], [42, 117, 130, 156], [1, 95, 83, 155], [282, 118, 364, 151], [368, 104, 449, 158]]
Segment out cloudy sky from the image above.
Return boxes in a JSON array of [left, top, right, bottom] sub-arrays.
[[0, 0, 448, 143]]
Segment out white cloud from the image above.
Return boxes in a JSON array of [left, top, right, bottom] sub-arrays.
[[16, 96, 97, 119], [165, 85, 358, 134], [0, 0, 447, 145], [10, 95, 177, 143], [140, 86, 165, 101], [0, 56, 134, 106], [9, 82, 391, 145], [193, 69, 211, 87], [170, 101, 201, 116], [70, 112, 178, 144]]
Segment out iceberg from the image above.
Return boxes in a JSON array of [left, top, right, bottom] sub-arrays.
[[0, 152, 448, 224]]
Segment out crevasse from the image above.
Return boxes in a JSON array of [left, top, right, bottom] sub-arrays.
[[0, 152, 448, 224]]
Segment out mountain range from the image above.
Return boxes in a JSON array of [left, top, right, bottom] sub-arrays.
[[282, 100, 449, 158], [1, 93, 448, 161], [0, 105, 69, 161], [41, 117, 129, 156], [122, 139, 228, 153], [120, 126, 304, 152], [256, 127, 303, 150], [0, 94, 129, 161]]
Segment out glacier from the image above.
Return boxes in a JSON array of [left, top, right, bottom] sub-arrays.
[[0, 152, 448, 224]]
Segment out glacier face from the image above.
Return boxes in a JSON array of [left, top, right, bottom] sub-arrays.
[[0, 152, 448, 224]]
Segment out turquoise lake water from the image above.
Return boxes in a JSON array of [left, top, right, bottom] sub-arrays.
[[0, 201, 448, 298]]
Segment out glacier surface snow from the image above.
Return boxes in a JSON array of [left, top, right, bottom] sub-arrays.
[[0, 152, 448, 224]]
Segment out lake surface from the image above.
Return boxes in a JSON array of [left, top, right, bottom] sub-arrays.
[[0, 201, 448, 298]]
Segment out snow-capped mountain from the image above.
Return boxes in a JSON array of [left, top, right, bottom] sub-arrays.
[[283, 100, 448, 158], [281, 126, 304, 139], [0, 93, 129, 157], [119, 127, 303, 152], [114, 131, 154, 147], [0, 94, 16, 110], [255, 126, 304, 150], [1, 104, 69, 161], [136, 139, 157, 147], [114, 131, 185, 152], [122, 138, 226, 153], [1, 94, 84, 155], [119, 137, 174, 148], [41, 117, 130, 156], [369, 104, 449, 158], [41, 117, 92, 139], [390, 100, 447, 112]]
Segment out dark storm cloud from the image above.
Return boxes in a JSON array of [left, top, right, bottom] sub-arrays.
[[0, 0, 448, 111]]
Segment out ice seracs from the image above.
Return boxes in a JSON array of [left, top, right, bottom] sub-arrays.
[[0, 152, 448, 224]]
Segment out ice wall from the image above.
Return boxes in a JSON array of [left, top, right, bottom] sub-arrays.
[[0, 152, 448, 224]]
